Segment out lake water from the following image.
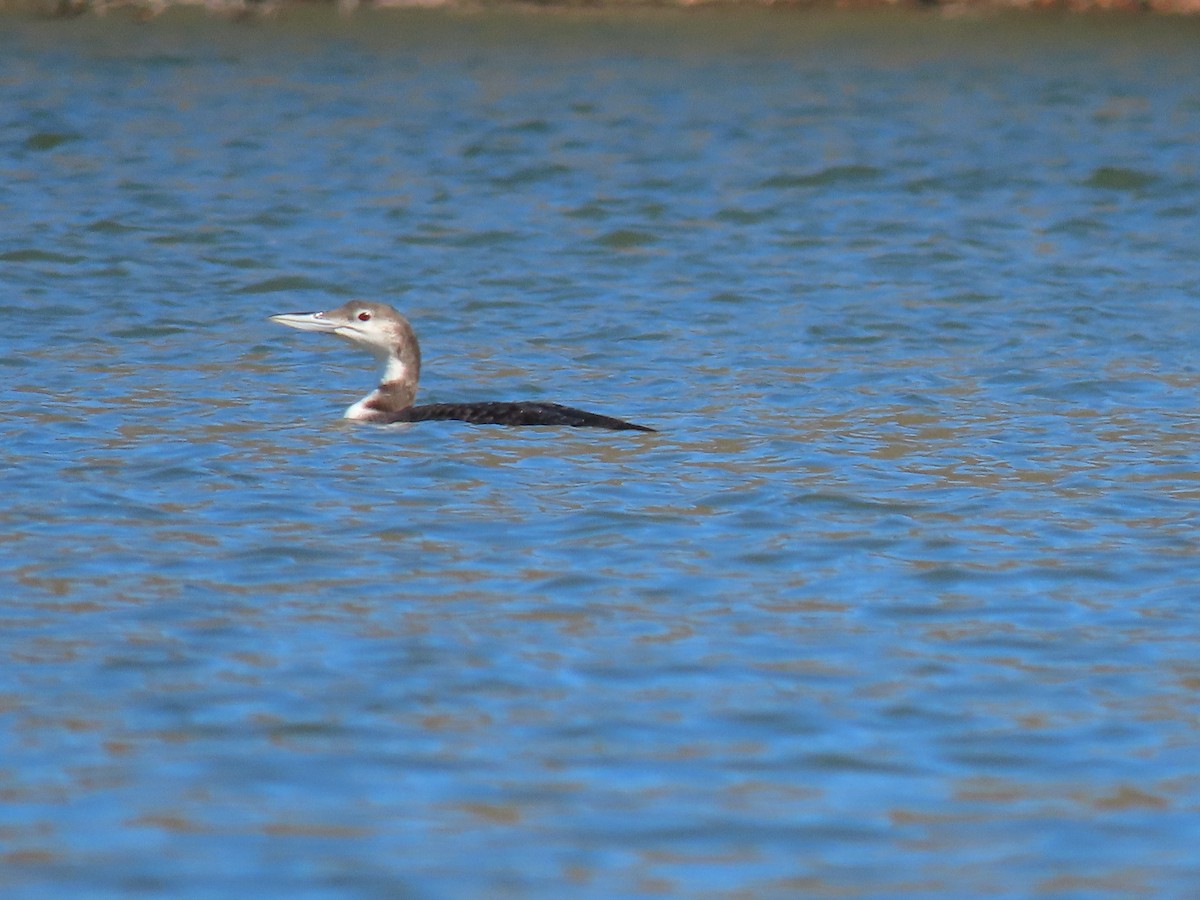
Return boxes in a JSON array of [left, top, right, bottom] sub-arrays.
[[2, 7, 1200, 896]]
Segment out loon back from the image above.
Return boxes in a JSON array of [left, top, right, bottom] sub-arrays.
[[269, 300, 655, 433], [394, 400, 655, 431]]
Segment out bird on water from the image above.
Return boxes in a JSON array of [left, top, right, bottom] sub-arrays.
[[270, 300, 655, 432]]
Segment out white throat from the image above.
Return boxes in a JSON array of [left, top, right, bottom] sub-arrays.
[[382, 355, 411, 384]]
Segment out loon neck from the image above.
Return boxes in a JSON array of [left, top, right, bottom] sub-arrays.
[[344, 342, 421, 422], [345, 377, 417, 422]]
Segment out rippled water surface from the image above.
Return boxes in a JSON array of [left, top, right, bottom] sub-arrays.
[[3, 8, 1200, 896]]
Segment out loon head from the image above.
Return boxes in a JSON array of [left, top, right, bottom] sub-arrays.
[[270, 301, 422, 411], [270, 301, 416, 359]]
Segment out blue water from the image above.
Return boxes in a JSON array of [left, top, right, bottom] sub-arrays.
[[3, 8, 1200, 896]]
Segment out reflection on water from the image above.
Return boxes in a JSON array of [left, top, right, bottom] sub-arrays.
[[2, 8, 1200, 896]]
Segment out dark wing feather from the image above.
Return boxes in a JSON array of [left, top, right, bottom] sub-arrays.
[[389, 401, 654, 432]]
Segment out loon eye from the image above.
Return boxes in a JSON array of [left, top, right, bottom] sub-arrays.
[[357, 311, 372, 322]]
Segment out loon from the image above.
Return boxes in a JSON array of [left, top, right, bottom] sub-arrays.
[[270, 301, 655, 432]]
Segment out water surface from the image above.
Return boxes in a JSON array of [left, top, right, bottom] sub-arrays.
[[2, 9, 1200, 896]]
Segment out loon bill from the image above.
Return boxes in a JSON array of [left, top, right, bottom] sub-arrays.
[[269, 301, 655, 433]]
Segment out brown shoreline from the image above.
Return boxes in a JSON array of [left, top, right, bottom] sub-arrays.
[[5, 0, 1200, 18]]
